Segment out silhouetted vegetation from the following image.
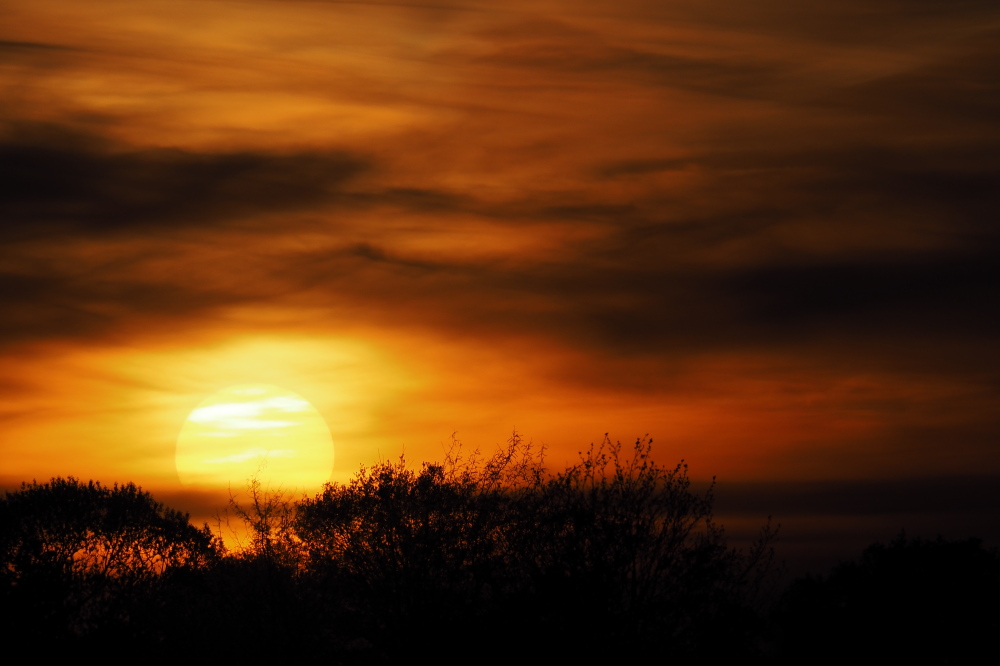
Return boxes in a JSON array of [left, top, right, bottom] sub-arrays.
[[0, 477, 215, 648], [2, 436, 995, 661], [290, 435, 779, 659], [773, 534, 1000, 664]]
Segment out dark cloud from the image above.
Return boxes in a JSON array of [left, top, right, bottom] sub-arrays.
[[716, 475, 1000, 521], [713, 474, 1000, 575], [597, 158, 692, 178], [290, 241, 1000, 366], [0, 39, 83, 55], [0, 269, 247, 346], [654, 0, 1000, 46], [1, 3, 998, 377], [0, 122, 369, 238], [452, 16, 797, 102]]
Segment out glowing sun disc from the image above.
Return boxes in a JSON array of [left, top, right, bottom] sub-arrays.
[[176, 384, 334, 491]]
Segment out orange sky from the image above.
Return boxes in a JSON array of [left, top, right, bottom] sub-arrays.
[[2, 0, 999, 570]]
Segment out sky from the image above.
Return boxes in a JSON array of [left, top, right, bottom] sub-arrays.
[[2, 0, 999, 572]]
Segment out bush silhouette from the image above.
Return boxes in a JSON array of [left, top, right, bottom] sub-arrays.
[[514, 436, 776, 657], [296, 434, 777, 659], [0, 477, 215, 645], [0, 436, 779, 658], [295, 442, 532, 657], [775, 534, 1000, 663]]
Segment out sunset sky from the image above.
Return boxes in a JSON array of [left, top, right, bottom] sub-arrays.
[[2, 0, 999, 571]]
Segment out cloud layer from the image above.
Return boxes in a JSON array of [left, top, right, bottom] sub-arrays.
[[2, 0, 999, 562]]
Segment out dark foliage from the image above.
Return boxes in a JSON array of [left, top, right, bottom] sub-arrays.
[[295, 440, 535, 658], [295, 434, 777, 660], [514, 437, 777, 658], [1, 435, 780, 659], [6, 443, 998, 661], [0, 477, 215, 647], [774, 534, 1000, 664]]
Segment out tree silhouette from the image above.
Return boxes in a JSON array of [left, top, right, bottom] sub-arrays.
[[0, 438, 781, 658], [216, 474, 300, 568], [295, 433, 778, 659], [774, 534, 1000, 663], [295, 452, 522, 657], [507, 435, 777, 658], [198, 476, 308, 659], [0, 477, 215, 644]]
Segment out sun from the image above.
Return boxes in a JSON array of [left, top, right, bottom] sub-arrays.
[[175, 384, 334, 492]]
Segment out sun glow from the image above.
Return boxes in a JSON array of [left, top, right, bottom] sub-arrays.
[[175, 384, 334, 492]]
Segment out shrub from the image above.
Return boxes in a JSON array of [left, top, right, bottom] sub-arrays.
[[295, 433, 777, 658], [0, 477, 215, 642], [775, 534, 1000, 663]]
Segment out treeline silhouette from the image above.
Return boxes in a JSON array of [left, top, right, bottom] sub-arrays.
[[2, 435, 997, 661], [774, 534, 1000, 663]]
